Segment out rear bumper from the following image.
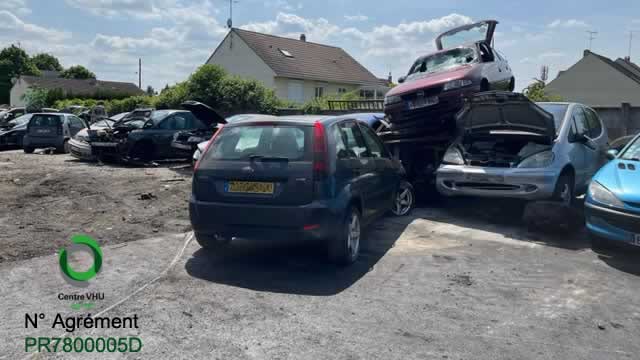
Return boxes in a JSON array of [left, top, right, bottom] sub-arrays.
[[436, 165, 558, 200], [189, 197, 338, 241], [23, 135, 64, 148], [68, 138, 95, 160], [585, 202, 640, 245]]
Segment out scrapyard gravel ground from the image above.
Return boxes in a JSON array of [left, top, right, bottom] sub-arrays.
[[0, 150, 193, 263], [2, 149, 640, 359]]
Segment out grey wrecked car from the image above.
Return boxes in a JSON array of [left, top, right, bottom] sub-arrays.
[[436, 92, 609, 205]]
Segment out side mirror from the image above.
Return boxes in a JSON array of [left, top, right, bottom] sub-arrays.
[[398, 76, 406, 84], [606, 149, 619, 160]]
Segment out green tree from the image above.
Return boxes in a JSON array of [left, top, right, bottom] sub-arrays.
[[523, 81, 564, 102], [32, 53, 63, 72], [0, 45, 40, 103], [146, 85, 155, 96], [21, 87, 49, 112], [60, 65, 96, 80]]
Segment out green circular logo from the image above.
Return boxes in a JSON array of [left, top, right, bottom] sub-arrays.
[[59, 235, 102, 282]]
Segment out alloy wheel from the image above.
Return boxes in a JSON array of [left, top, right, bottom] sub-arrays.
[[392, 186, 414, 216], [347, 212, 360, 258]]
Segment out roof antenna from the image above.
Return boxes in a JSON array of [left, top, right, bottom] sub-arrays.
[[227, 0, 239, 29], [586, 30, 598, 50]]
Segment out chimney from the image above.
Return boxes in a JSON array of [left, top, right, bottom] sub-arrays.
[[388, 71, 392, 84], [583, 49, 591, 57], [624, 56, 631, 62], [300, 34, 306, 42]]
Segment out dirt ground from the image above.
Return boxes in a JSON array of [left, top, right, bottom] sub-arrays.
[[0, 150, 193, 263]]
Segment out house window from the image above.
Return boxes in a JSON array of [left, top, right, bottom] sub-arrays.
[[360, 89, 375, 99], [279, 48, 294, 58], [338, 88, 347, 94], [315, 87, 324, 98]]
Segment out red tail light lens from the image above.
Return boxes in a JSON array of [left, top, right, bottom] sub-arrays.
[[194, 125, 223, 171], [313, 121, 328, 179]]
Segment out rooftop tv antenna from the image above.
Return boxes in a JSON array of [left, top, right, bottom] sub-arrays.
[[629, 30, 638, 59], [227, 0, 239, 28], [586, 30, 598, 50]]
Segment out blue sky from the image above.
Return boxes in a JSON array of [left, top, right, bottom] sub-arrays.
[[1, 0, 640, 91]]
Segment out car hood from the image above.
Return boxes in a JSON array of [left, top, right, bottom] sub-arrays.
[[387, 65, 474, 97], [593, 160, 640, 205], [181, 101, 226, 126], [456, 91, 556, 144]]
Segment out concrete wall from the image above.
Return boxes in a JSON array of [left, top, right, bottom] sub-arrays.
[[9, 78, 29, 107], [546, 53, 640, 107], [206, 32, 277, 89], [273, 77, 360, 103], [593, 104, 640, 140]]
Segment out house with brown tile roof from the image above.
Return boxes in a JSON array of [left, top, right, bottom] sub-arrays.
[[206, 28, 389, 103], [10, 75, 144, 107], [546, 50, 640, 107]]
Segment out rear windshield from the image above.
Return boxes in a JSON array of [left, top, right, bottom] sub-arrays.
[[537, 103, 568, 131], [204, 125, 311, 161], [30, 115, 62, 127]]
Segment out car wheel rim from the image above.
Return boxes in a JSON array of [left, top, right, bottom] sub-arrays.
[[347, 212, 360, 258], [560, 183, 571, 206], [393, 186, 413, 216]]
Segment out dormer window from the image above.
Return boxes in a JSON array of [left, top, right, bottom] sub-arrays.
[[279, 48, 293, 58]]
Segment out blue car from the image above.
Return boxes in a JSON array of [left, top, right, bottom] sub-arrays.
[[586, 133, 640, 248]]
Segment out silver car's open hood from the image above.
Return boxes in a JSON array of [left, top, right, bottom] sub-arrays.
[[435, 20, 498, 50], [456, 91, 556, 144]]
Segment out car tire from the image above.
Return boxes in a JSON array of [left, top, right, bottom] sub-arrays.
[[58, 139, 69, 154], [195, 232, 231, 251], [328, 205, 362, 266], [552, 173, 574, 207], [391, 180, 415, 216], [130, 142, 155, 162], [590, 233, 612, 251], [23, 146, 34, 154]]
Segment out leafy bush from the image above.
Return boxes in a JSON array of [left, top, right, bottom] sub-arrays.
[[523, 81, 564, 102], [22, 87, 49, 112]]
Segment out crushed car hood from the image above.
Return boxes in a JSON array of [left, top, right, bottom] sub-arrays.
[[181, 101, 226, 126], [435, 20, 497, 50], [387, 65, 474, 97], [456, 91, 556, 144]]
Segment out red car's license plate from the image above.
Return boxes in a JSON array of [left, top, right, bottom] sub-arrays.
[[407, 96, 439, 110]]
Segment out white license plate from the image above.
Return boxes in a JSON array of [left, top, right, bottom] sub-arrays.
[[634, 234, 640, 247], [91, 142, 118, 147], [465, 173, 505, 183], [407, 96, 439, 110]]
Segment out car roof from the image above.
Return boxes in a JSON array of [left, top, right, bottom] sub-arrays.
[[228, 114, 376, 127]]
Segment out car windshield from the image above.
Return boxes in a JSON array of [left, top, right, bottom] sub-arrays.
[[203, 124, 311, 161], [150, 110, 172, 124], [407, 47, 477, 77], [537, 103, 568, 132], [620, 136, 640, 161]]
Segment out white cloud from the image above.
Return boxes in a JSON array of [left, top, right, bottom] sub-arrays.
[[548, 19, 588, 28], [0, 0, 31, 15], [344, 14, 368, 22], [0, 10, 70, 41], [64, 0, 174, 19]]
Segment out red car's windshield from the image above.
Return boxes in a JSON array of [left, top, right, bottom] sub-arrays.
[[407, 47, 476, 78]]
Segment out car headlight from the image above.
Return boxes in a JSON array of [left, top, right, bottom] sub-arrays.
[[517, 151, 554, 168], [384, 95, 402, 106], [187, 136, 204, 143], [442, 147, 465, 165], [588, 181, 624, 208], [443, 79, 473, 91]]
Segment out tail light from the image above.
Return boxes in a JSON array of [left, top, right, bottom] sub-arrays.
[[312, 121, 328, 180], [194, 125, 223, 171]]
